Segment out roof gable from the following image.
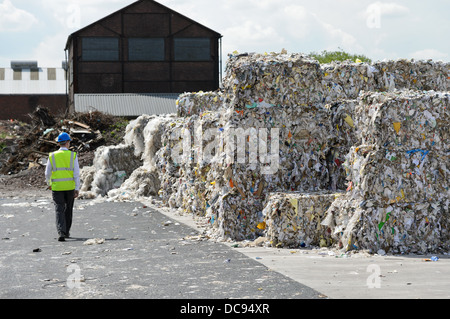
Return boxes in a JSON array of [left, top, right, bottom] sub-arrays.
[[65, 0, 221, 49]]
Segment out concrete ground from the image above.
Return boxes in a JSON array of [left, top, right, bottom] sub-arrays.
[[1, 194, 448, 301], [0, 196, 322, 300], [145, 199, 450, 299]]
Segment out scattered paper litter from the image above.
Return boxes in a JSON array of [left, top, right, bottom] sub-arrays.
[[83, 238, 105, 245]]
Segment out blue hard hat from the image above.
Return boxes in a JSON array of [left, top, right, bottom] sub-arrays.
[[57, 132, 72, 143]]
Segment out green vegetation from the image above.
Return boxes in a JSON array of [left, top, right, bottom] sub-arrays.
[[102, 118, 129, 145], [0, 132, 11, 154], [309, 49, 372, 64], [71, 111, 129, 146]]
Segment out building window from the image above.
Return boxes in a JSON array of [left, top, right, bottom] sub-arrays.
[[48, 68, 57, 80], [129, 38, 165, 61], [82, 37, 119, 61], [13, 70, 22, 80], [174, 38, 210, 61], [31, 70, 39, 80]]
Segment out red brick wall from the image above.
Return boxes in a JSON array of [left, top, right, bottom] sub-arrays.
[[0, 95, 68, 122]]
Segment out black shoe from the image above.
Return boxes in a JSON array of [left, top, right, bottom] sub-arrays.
[[58, 236, 65, 242]]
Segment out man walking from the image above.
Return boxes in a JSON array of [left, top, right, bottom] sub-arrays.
[[45, 132, 80, 242]]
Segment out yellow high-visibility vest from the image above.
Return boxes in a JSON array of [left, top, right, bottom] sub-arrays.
[[49, 150, 76, 191]]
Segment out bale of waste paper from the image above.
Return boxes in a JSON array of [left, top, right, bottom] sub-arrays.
[[354, 90, 449, 151], [263, 191, 344, 248], [373, 59, 450, 92], [323, 195, 449, 254], [344, 144, 449, 203], [321, 61, 379, 102], [223, 52, 324, 109], [177, 91, 227, 117], [222, 53, 449, 111]]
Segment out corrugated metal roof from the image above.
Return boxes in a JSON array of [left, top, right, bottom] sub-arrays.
[[0, 68, 66, 94], [74, 93, 179, 116]]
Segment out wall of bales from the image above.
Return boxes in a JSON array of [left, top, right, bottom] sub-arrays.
[[322, 90, 449, 254], [80, 52, 449, 254]]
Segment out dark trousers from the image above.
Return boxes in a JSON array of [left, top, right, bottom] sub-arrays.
[[52, 190, 75, 237]]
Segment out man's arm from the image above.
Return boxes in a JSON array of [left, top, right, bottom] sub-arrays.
[[45, 157, 52, 188], [74, 154, 80, 198]]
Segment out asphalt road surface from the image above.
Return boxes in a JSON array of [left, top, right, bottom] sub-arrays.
[[0, 196, 323, 302]]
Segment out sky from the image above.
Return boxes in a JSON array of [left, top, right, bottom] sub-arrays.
[[0, 0, 449, 69]]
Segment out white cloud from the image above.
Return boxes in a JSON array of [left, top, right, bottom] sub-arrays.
[[1, 0, 448, 68], [219, 2, 364, 56], [39, 0, 129, 30], [365, 1, 409, 17], [223, 21, 281, 53], [0, 0, 38, 32], [31, 32, 67, 67], [281, 5, 362, 54], [25, 0, 131, 67], [321, 22, 361, 52], [282, 5, 312, 39], [361, 1, 410, 29], [409, 49, 449, 61]]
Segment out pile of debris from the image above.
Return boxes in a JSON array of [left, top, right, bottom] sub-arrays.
[[0, 106, 128, 189]]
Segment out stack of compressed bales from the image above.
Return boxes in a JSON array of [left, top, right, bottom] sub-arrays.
[[155, 53, 339, 240], [156, 103, 335, 240], [323, 90, 449, 254], [156, 114, 207, 210], [156, 53, 449, 245], [209, 104, 334, 240], [78, 51, 449, 253]]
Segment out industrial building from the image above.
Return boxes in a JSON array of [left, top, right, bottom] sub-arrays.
[[65, 0, 222, 115], [0, 61, 67, 122]]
